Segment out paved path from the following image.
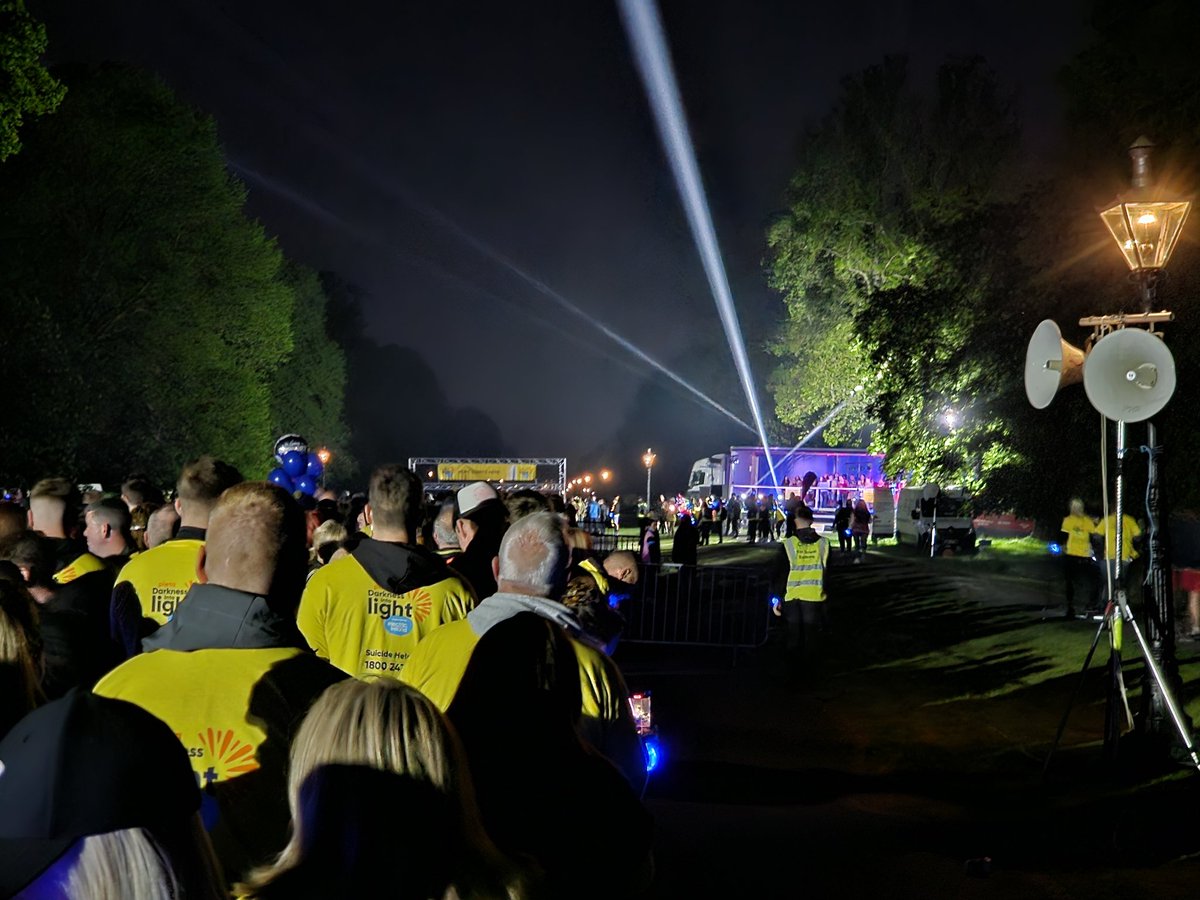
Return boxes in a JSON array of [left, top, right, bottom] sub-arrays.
[[616, 543, 1200, 898]]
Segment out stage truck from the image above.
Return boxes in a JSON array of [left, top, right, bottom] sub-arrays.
[[686, 447, 890, 523]]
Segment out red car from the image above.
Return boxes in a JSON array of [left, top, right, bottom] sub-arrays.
[[972, 512, 1035, 537]]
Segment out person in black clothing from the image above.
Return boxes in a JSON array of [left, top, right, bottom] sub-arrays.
[[447, 613, 654, 898], [672, 515, 699, 566], [450, 481, 509, 600], [0, 530, 121, 697], [26, 477, 84, 575], [834, 499, 852, 554], [641, 518, 661, 566]]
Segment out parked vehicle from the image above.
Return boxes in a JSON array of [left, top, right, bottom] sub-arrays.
[[895, 485, 976, 555]]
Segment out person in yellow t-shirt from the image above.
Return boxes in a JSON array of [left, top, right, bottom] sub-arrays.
[[298, 465, 474, 679], [110, 456, 244, 659], [1095, 510, 1142, 611], [1059, 498, 1097, 618], [93, 482, 345, 884]]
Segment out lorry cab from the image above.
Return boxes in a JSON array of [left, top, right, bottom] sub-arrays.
[[895, 485, 976, 555]]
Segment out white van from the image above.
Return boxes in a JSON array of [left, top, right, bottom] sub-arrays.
[[871, 486, 897, 542], [895, 485, 976, 555]]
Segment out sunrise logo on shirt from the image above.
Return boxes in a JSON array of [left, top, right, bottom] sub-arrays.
[[198, 727, 259, 779], [409, 588, 432, 622]]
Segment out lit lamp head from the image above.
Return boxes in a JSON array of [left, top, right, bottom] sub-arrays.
[[1099, 137, 1191, 275]]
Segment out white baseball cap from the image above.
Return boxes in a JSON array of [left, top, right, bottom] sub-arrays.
[[457, 481, 501, 518]]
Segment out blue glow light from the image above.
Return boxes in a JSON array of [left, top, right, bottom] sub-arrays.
[[618, 0, 779, 490], [644, 735, 661, 773], [1048, 542, 1063, 556]]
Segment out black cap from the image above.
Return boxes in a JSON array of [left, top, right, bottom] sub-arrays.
[[0, 690, 200, 895], [793, 503, 815, 523]]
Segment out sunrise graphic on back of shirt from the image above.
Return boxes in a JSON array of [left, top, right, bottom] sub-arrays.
[[199, 727, 259, 779], [410, 587, 433, 621]]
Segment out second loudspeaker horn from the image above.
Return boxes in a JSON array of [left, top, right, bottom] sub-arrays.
[[1083, 328, 1176, 422]]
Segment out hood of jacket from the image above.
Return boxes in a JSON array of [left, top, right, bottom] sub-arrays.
[[795, 527, 823, 544], [142, 583, 305, 652], [351, 538, 457, 595], [466, 591, 583, 641]]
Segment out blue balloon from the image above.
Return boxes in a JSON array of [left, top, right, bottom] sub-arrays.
[[306, 453, 324, 480], [268, 468, 294, 491], [296, 475, 317, 496], [282, 450, 306, 478]]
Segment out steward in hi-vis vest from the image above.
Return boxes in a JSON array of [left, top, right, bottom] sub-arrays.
[[298, 539, 475, 678], [783, 531, 828, 602], [776, 502, 829, 666]]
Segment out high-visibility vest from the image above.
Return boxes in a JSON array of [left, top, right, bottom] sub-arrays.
[[783, 536, 827, 602]]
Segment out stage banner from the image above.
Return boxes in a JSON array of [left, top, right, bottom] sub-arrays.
[[437, 463, 537, 482]]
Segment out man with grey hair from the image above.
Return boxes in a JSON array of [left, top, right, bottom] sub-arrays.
[[402, 511, 647, 793], [431, 498, 459, 560]]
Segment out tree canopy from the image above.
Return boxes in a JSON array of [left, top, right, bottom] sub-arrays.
[[0, 0, 64, 161], [767, 3, 1200, 524], [0, 64, 348, 485], [766, 56, 1020, 481]]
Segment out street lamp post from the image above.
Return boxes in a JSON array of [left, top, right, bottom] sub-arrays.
[[316, 447, 332, 489], [643, 448, 656, 507], [1099, 137, 1191, 745]]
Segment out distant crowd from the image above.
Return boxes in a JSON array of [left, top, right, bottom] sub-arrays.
[[0, 460, 655, 898]]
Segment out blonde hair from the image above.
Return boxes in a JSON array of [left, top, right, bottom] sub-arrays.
[[240, 679, 526, 899], [204, 482, 305, 598], [0, 578, 43, 726], [44, 817, 224, 900], [309, 519, 348, 566], [288, 678, 460, 805], [1069, 498, 1085, 517]]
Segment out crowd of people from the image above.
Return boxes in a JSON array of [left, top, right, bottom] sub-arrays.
[[0, 461, 654, 898]]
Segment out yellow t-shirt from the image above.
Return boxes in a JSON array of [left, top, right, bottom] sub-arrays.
[[402, 613, 645, 792], [401, 618, 623, 724], [1060, 514, 1096, 559], [94, 646, 302, 786], [298, 551, 474, 679], [53, 552, 107, 584], [1098, 514, 1141, 561], [114, 538, 204, 624]]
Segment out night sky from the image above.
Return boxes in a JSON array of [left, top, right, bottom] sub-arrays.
[[32, 0, 1088, 493]]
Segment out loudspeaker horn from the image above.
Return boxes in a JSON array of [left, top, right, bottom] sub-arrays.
[[1083, 328, 1176, 422], [1024, 319, 1086, 409], [921, 482, 940, 501]]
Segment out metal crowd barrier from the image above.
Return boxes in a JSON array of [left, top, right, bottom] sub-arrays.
[[577, 523, 642, 556], [619, 563, 772, 653]]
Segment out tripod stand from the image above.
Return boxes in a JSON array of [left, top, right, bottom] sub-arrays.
[[1044, 421, 1200, 774]]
